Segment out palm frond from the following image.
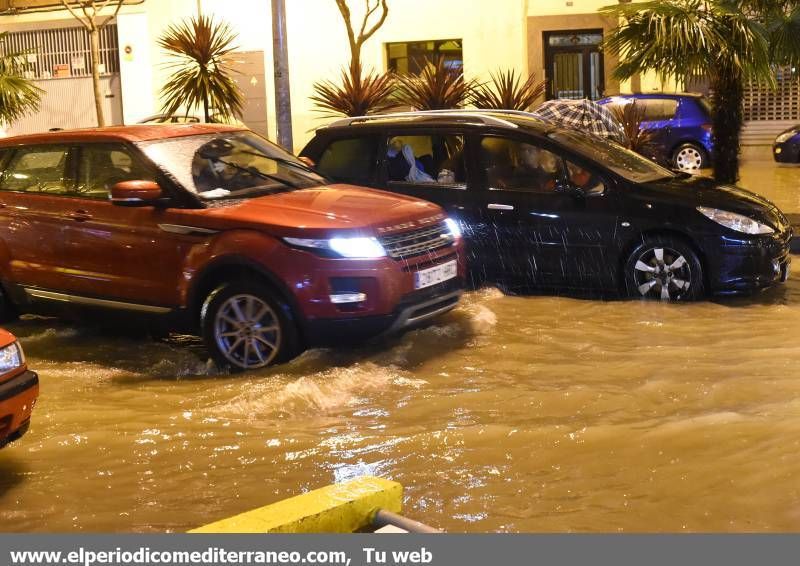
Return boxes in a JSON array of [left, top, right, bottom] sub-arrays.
[[606, 100, 661, 159], [601, 0, 772, 83], [469, 69, 546, 111], [0, 32, 42, 126], [311, 61, 397, 118], [393, 56, 477, 110], [158, 15, 244, 121]]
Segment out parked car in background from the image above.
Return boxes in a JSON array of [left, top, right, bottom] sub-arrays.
[[598, 93, 714, 171], [0, 329, 38, 448], [137, 113, 245, 127], [773, 125, 800, 163], [0, 124, 465, 371], [301, 111, 791, 301]]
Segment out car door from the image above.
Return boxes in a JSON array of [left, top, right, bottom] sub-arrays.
[[0, 144, 76, 292], [472, 134, 620, 292], [56, 142, 195, 307]]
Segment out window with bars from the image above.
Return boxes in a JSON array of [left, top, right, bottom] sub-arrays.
[[386, 39, 463, 75], [0, 24, 119, 80]]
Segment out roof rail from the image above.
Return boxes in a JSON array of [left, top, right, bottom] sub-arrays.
[[326, 110, 520, 129]]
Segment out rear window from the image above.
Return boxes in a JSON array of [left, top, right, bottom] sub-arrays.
[[316, 137, 377, 184]]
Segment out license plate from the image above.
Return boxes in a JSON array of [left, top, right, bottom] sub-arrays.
[[414, 260, 457, 290]]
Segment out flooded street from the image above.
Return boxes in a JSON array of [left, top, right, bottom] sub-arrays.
[[1, 157, 800, 533]]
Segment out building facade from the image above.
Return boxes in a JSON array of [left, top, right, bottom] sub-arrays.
[[2, 0, 793, 150]]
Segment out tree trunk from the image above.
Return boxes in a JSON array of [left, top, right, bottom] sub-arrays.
[[710, 68, 744, 184], [203, 96, 210, 123], [89, 27, 106, 127]]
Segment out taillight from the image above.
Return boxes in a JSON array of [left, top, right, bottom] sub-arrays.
[[701, 124, 713, 133]]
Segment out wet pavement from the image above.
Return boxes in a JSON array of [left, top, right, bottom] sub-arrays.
[[0, 155, 799, 533]]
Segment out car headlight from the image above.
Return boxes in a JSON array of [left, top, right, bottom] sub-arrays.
[[444, 217, 462, 239], [697, 206, 774, 234], [0, 341, 24, 373], [776, 131, 797, 144], [284, 236, 386, 259]]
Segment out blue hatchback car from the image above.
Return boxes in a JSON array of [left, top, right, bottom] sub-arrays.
[[598, 93, 714, 172], [773, 124, 800, 163]]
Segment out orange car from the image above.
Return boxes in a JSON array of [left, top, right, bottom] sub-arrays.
[[0, 329, 37, 448]]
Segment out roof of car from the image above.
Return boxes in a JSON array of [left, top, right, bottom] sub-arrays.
[[0, 123, 246, 146], [319, 110, 555, 134], [602, 92, 705, 100]]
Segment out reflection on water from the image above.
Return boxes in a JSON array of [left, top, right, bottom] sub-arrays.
[[2, 277, 800, 532]]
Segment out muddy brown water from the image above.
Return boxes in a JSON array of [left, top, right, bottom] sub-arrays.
[[0, 158, 799, 533]]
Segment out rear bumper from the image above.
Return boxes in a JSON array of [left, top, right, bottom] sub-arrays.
[[303, 280, 464, 346], [0, 369, 38, 448]]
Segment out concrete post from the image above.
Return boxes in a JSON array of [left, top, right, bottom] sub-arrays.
[[271, 0, 293, 150]]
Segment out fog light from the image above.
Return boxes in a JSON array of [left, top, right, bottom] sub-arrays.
[[330, 292, 367, 304], [775, 147, 782, 154]]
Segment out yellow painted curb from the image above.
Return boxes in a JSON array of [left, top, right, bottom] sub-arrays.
[[190, 476, 403, 534]]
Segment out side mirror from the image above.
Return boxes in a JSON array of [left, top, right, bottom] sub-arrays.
[[111, 180, 165, 207]]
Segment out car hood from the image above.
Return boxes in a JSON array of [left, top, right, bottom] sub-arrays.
[[195, 184, 446, 237], [639, 175, 790, 231]]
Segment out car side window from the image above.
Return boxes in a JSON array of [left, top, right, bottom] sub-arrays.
[[643, 99, 678, 121], [384, 134, 466, 188], [316, 137, 376, 184], [0, 145, 71, 194], [479, 137, 563, 193], [77, 144, 156, 199], [566, 160, 605, 196]]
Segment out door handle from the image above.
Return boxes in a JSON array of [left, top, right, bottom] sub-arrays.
[[487, 203, 514, 211], [66, 210, 92, 222]]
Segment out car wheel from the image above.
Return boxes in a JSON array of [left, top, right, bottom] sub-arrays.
[[201, 281, 299, 371], [672, 143, 707, 171], [624, 236, 703, 301]]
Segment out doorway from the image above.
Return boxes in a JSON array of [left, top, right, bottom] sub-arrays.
[[544, 30, 605, 101]]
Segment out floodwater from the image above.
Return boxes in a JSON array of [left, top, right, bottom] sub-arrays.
[[0, 158, 800, 533]]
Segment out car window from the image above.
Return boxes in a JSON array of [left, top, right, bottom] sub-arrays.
[[0, 145, 70, 194], [316, 137, 376, 184], [642, 99, 678, 121], [479, 137, 563, 193], [566, 160, 605, 196], [77, 144, 157, 200], [385, 134, 466, 189]]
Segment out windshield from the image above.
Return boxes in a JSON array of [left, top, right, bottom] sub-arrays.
[[139, 131, 326, 201], [548, 130, 676, 183]]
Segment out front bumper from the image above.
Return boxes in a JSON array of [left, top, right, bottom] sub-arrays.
[[303, 278, 464, 346], [705, 229, 792, 294], [0, 369, 38, 448], [773, 141, 800, 163]]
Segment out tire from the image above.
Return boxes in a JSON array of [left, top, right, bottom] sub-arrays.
[[624, 236, 704, 301], [672, 143, 707, 171], [200, 281, 299, 371]]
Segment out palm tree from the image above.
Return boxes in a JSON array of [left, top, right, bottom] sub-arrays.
[[0, 32, 42, 128], [601, 0, 800, 183], [311, 61, 396, 118], [158, 15, 244, 123], [394, 57, 478, 110], [469, 69, 546, 111]]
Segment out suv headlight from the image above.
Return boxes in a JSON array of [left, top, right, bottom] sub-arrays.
[[776, 131, 797, 144], [284, 236, 386, 259], [444, 217, 462, 239], [697, 206, 774, 234], [0, 341, 24, 373]]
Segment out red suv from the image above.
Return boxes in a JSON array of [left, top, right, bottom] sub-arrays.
[[0, 125, 465, 370], [0, 329, 37, 447]]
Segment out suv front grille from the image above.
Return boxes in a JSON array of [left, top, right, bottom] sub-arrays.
[[379, 221, 455, 259]]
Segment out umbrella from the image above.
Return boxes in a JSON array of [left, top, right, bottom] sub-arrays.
[[531, 99, 625, 143]]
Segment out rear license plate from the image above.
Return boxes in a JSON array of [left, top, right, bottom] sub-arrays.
[[414, 260, 457, 290]]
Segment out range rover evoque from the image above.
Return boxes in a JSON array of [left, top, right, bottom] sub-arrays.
[[0, 125, 465, 371]]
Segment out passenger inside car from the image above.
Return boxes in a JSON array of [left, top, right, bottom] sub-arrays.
[[566, 161, 604, 195], [386, 137, 435, 183], [482, 138, 560, 192]]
